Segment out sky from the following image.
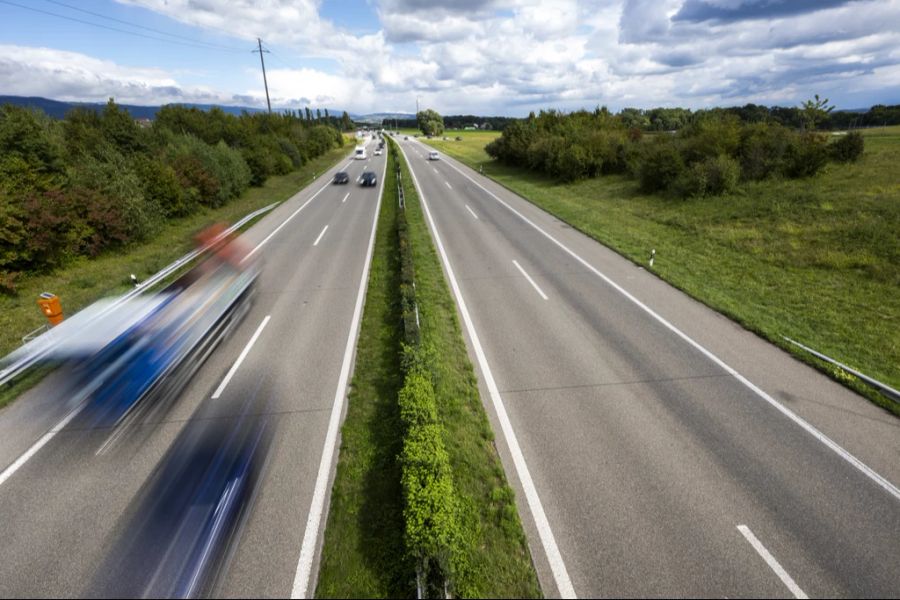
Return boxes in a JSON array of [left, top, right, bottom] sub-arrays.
[[1, 0, 899, 116]]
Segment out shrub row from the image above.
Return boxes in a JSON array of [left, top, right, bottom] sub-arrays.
[[391, 141, 465, 597], [0, 101, 345, 292], [485, 109, 865, 197]]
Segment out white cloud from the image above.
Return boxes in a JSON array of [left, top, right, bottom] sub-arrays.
[[4, 0, 900, 114]]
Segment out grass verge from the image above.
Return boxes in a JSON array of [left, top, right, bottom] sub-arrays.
[[395, 138, 542, 597], [420, 128, 900, 415]]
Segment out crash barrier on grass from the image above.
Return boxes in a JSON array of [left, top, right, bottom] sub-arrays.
[[391, 143, 464, 598], [0, 202, 278, 389], [783, 337, 900, 403]]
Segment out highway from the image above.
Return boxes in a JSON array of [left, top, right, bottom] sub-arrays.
[[396, 136, 900, 599], [0, 138, 386, 597]]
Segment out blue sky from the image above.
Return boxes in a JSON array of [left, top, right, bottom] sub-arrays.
[[1, 0, 899, 116]]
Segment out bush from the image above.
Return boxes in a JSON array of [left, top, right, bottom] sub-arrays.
[[638, 140, 685, 193], [830, 131, 864, 163], [676, 154, 741, 198], [784, 132, 829, 178], [679, 113, 741, 164], [738, 122, 792, 181], [555, 143, 588, 182], [134, 156, 190, 217]]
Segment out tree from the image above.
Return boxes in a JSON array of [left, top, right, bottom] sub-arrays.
[[316, 108, 322, 122], [800, 94, 834, 130], [417, 109, 444, 136], [341, 111, 353, 132]]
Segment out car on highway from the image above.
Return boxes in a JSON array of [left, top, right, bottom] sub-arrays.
[[360, 171, 377, 187], [374, 148, 383, 156], [428, 151, 440, 161], [333, 171, 350, 184], [404, 136, 409, 140], [354, 146, 367, 160]]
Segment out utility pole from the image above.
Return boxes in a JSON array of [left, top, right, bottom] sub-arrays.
[[253, 37, 272, 114]]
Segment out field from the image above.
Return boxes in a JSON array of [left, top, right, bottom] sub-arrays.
[[421, 127, 900, 414]]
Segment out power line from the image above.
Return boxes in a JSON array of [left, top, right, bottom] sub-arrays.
[[0, 0, 248, 54], [41, 0, 250, 52]]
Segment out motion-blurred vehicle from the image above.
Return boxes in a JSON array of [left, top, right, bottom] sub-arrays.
[[333, 171, 350, 184], [360, 171, 377, 187], [3, 224, 260, 433], [428, 151, 440, 160], [354, 146, 367, 160], [374, 148, 383, 156], [91, 393, 272, 598]]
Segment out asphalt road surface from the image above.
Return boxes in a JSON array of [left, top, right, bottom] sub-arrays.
[[397, 137, 899, 599], [0, 139, 386, 598]]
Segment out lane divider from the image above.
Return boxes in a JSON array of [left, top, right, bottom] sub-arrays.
[[211, 316, 271, 399], [464, 204, 479, 220], [738, 525, 808, 599], [313, 225, 329, 247], [512, 260, 549, 301]]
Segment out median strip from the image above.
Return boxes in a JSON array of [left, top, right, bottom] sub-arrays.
[[316, 138, 541, 598]]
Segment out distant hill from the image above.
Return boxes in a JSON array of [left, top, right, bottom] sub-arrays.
[[356, 112, 415, 124], [0, 95, 370, 122]]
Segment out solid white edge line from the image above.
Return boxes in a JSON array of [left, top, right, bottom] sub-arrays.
[[737, 525, 808, 599], [464, 204, 479, 220], [291, 140, 388, 599], [397, 143, 577, 599], [512, 260, 549, 301], [435, 147, 900, 503], [313, 225, 329, 247], [210, 316, 271, 399]]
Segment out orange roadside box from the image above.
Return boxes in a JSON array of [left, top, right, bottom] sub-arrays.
[[38, 292, 63, 326]]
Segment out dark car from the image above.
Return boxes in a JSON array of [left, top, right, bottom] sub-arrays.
[[360, 172, 377, 187], [333, 171, 350, 184]]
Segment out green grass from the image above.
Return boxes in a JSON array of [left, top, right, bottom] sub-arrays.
[[421, 127, 900, 415], [0, 145, 351, 361], [316, 151, 408, 597], [396, 141, 542, 597]]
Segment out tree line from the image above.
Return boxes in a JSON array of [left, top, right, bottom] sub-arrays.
[[387, 103, 900, 133], [485, 107, 865, 196], [386, 115, 518, 131], [0, 100, 346, 292]]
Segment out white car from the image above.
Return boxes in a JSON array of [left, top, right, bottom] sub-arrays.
[[428, 151, 440, 161], [374, 148, 383, 156]]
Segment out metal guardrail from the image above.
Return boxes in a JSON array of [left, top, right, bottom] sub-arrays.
[[783, 336, 900, 402], [0, 202, 278, 388], [397, 164, 405, 209]]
